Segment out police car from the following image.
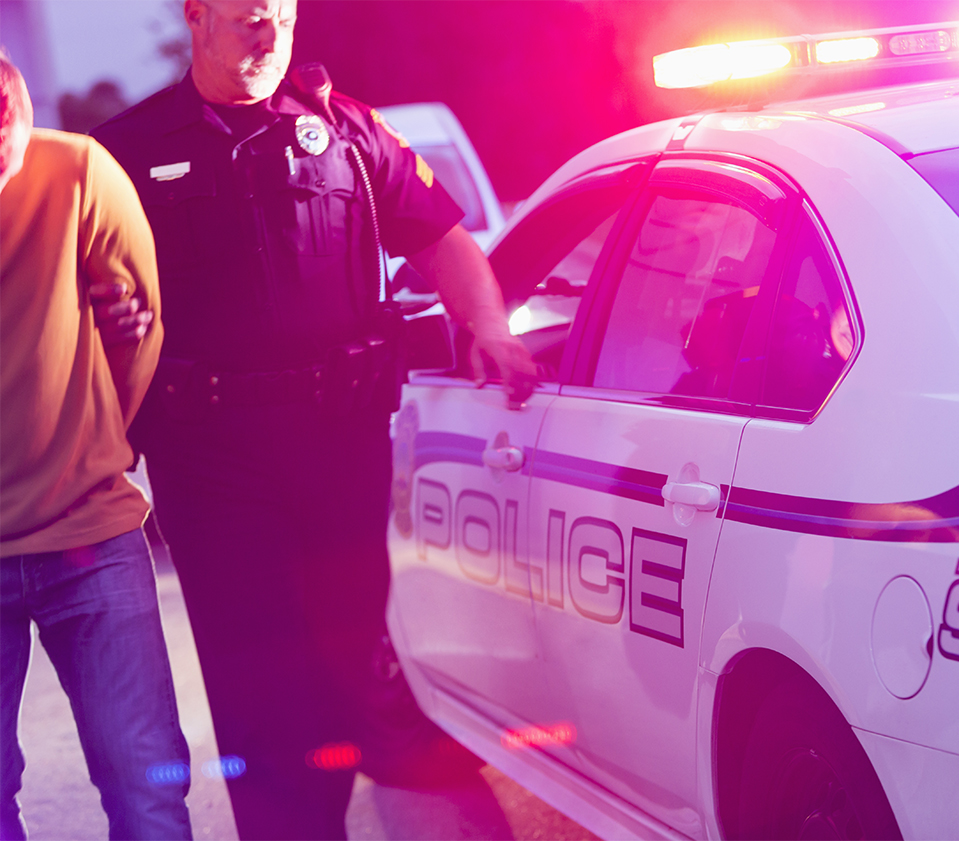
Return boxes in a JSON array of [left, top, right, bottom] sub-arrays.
[[387, 23, 959, 841]]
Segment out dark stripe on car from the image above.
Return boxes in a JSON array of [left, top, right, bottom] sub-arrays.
[[528, 450, 668, 507], [722, 484, 959, 542], [413, 431, 485, 470], [412, 432, 959, 542]]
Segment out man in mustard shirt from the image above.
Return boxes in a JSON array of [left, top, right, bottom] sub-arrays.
[[0, 57, 191, 840]]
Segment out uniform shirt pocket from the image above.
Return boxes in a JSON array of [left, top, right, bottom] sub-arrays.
[[258, 151, 356, 257], [140, 164, 217, 270]]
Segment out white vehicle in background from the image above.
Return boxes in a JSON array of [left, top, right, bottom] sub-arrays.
[[388, 22, 959, 841], [376, 102, 506, 284]]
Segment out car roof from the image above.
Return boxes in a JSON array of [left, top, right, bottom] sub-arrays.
[[505, 76, 958, 234], [768, 78, 959, 156]]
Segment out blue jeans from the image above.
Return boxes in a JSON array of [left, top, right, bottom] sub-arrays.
[[0, 529, 192, 840]]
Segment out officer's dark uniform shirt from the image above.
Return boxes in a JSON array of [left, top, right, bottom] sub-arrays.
[[93, 72, 463, 373]]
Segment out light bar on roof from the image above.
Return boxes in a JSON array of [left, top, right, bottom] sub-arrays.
[[815, 37, 881, 64], [889, 28, 954, 55], [653, 42, 793, 88], [653, 21, 959, 89]]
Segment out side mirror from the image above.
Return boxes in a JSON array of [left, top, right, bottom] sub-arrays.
[[404, 310, 454, 371]]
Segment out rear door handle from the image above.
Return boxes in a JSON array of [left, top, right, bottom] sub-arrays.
[[662, 481, 720, 511]]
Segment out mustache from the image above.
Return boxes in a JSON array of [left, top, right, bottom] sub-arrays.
[[239, 55, 284, 76]]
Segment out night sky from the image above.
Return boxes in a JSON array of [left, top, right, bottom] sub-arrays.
[[290, 0, 959, 200]]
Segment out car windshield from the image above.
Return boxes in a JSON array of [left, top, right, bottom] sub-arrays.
[[908, 147, 959, 216], [414, 144, 488, 232]]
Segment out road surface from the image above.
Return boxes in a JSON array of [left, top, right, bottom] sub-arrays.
[[16, 535, 598, 841]]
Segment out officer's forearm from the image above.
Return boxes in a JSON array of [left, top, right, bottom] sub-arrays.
[[407, 224, 511, 339]]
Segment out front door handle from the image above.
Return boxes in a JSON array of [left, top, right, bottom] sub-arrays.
[[483, 430, 524, 476], [662, 480, 720, 511], [482, 445, 524, 472]]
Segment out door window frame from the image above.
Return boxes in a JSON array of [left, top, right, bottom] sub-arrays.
[[562, 152, 863, 424], [488, 157, 656, 383]]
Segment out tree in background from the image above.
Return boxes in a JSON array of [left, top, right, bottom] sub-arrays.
[[151, 0, 192, 86], [58, 80, 128, 135]]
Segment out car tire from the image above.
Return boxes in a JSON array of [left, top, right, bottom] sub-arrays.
[[736, 673, 901, 840], [359, 629, 485, 788]]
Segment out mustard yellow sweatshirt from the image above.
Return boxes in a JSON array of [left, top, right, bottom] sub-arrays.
[[1, 129, 163, 555]]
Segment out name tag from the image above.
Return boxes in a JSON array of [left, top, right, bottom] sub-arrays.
[[150, 162, 191, 182]]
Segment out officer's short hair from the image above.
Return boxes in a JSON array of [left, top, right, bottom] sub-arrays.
[[0, 50, 33, 158]]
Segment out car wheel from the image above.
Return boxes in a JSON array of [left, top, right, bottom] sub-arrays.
[[736, 673, 901, 840], [359, 629, 485, 788]]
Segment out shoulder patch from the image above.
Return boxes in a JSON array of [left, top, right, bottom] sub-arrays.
[[370, 109, 411, 149], [415, 153, 434, 188]]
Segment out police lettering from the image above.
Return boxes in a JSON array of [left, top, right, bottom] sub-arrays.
[[567, 517, 625, 624], [413, 478, 686, 644], [938, 578, 959, 661], [455, 491, 500, 584]]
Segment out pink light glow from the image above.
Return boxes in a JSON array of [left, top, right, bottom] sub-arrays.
[[501, 722, 577, 750], [815, 36, 881, 64], [305, 742, 362, 771]]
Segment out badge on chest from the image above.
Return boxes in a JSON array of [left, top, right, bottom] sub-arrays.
[[295, 115, 330, 156]]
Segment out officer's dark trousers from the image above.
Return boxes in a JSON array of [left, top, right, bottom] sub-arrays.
[[145, 400, 392, 841]]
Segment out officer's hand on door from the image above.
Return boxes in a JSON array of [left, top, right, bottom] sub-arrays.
[[89, 283, 154, 346], [469, 327, 538, 410], [408, 224, 537, 410]]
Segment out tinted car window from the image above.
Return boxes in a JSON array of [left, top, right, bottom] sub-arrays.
[[760, 211, 854, 414], [508, 213, 617, 336], [594, 190, 775, 399], [490, 173, 639, 380]]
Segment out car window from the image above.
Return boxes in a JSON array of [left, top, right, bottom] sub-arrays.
[[414, 143, 488, 231], [490, 172, 640, 381], [508, 213, 617, 336], [593, 190, 776, 400], [760, 210, 854, 414]]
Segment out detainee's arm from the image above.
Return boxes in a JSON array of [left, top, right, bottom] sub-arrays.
[[81, 141, 163, 428], [407, 224, 537, 408]]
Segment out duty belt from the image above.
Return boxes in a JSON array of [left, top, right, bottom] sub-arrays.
[[204, 364, 326, 407], [157, 337, 393, 415]]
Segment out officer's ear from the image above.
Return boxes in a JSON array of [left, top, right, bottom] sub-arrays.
[[184, 0, 207, 32]]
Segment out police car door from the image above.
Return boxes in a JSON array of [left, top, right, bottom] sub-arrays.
[[528, 159, 791, 832], [388, 164, 643, 728]]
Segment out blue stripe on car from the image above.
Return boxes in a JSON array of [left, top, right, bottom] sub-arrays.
[[414, 431, 485, 470], [529, 450, 667, 507], [412, 432, 959, 542]]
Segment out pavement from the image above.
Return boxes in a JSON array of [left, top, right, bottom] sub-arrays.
[[15, 537, 598, 841]]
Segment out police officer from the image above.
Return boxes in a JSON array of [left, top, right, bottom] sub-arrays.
[[91, 1, 536, 839]]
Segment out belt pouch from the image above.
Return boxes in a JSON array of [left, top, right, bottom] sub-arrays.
[[373, 306, 408, 413], [324, 343, 368, 416]]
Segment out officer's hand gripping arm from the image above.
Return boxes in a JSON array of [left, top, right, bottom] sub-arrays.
[[81, 142, 163, 428], [89, 284, 154, 346]]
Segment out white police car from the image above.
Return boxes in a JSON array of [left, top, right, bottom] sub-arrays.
[[387, 23, 959, 840]]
